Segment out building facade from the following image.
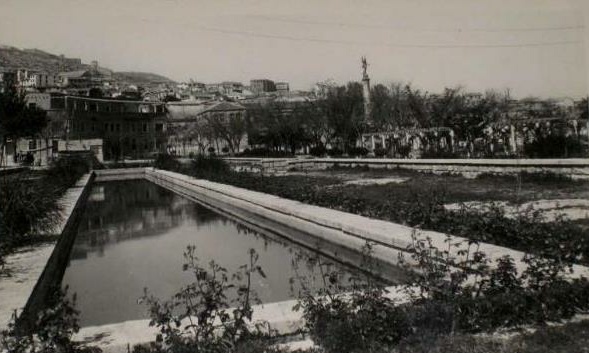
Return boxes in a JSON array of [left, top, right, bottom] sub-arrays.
[[275, 82, 289, 93], [250, 79, 276, 94], [65, 96, 167, 160], [167, 100, 248, 156]]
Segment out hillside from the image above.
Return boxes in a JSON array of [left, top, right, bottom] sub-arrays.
[[0, 45, 174, 85], [0, 45, 89, 72], [113, 71, 175, 84]]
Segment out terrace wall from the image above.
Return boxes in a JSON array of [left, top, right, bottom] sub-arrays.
[[223, 157, 589, 179]]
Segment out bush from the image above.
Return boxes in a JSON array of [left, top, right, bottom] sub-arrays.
[[374, 147, 387, 158], [524, 135, 586, 158], [1, 287, 85, 353], [327, 148, 343, 157], [188, 154, 230, 176], [153, 153, 181, 172], [348, 147, 369, 157], [238, 148, 293, 158], [136, 246, 275, 353], [309, 145, 327, 157], [45, 154, 91, 190], [297, 234, 589, 353], [0, 172, 62, 255]]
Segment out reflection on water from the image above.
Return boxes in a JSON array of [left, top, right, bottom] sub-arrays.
[[62, 180, 371, 327]]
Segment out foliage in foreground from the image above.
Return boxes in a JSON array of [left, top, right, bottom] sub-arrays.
[[134, 246, 278, 353], [0, 156, 90, 270], [0, 287, 85, 353], [296, 233, 589, 353]]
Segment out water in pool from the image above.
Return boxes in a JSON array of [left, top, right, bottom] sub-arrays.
[[62, 180, 378, 326]]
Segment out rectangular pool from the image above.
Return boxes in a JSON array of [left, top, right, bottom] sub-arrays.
[[62, 180, 396, 327]]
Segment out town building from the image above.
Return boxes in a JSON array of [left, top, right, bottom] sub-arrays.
[[58, 62, 112, 88], [166, 100, 248, 156], [65, 96, 167, 160], [275, 82, 289, 94], [250, 79, 276, 94]]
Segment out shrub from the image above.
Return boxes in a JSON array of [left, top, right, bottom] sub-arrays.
[[327, 148, 343, 157], [374, 147, 387, 157], [45, 154, 91, 190], [153, 153, 181, 172], [400, 233, 589, 333], [207, 146, 216, 154], [309, 145, 327, 157], [524, 135, 586, 158], [297, 234, 589, 353], [221, 146, 230, 154], [348, 147, 369, 157], [0, 172, 62, 254], [136, 246, 274, 353], [188, 154, 230, 177], [1, 287, 85, 353]]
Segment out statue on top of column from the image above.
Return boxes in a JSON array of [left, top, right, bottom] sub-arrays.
[[361, 56, 369, 80]]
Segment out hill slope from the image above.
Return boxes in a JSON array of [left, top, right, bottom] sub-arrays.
[[0, 45, 89, 72], [113, 71, 175, 84], [0, 45, 175, 85]]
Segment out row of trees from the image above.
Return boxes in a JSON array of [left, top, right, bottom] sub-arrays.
[[242, 81, 588, 157]]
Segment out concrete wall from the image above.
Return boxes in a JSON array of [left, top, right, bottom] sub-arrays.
[[0, 173, 95, 330], [144, 168, 589, 278], [223, 157, 589, 179]]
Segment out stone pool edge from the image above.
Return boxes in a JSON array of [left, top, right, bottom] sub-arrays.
[[0, 173, 94, 330]]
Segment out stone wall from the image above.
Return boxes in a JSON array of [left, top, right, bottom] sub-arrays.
[[223, 157, 589, 179]]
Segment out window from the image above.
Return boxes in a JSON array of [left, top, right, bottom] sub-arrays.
[[104, 123, 108, 131], [143, 123, 148, 132], [52, 140, 59, 154], [29, 140, 36, 150], [116, 123, 121, 132], [89, 103, 97, 112], [110, 123, 114, 132], [155, 123, 163, 132]]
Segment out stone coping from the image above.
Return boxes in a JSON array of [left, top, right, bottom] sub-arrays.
[[75, 284, 412, 352], [0, 173, 93, 329], [288, 157, 589, 167], [145, 169, 589, 278]]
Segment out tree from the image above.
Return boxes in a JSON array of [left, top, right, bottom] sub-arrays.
[[203, 111, 247, 154], [0, 87, 48, 166], [321, 82, 365, 152], [370, 84, 394, 130]]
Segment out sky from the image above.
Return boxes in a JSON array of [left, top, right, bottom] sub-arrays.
[[0, 0, 588, 98]]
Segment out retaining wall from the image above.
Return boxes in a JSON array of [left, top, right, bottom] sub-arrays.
[[0, 173, 94, 330], [223, 157, 589, 179], [145, 169, 589, 277]]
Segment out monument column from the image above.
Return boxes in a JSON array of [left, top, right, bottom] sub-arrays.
[[361, 56, 372, 125]]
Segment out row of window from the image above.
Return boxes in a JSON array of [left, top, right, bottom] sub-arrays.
[[71, 101, 165, 113], [71, 121, 165, 134]]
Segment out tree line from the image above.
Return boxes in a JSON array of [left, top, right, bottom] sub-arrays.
[[240, 81, 588, 158]]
